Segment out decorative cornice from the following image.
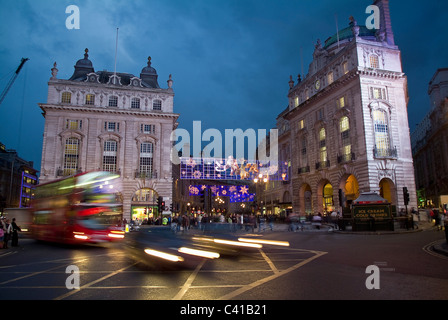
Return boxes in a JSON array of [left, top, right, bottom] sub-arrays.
[[39, 103, 180, 119], [284, 70, 358, 121], [356, 67, 405, 79]]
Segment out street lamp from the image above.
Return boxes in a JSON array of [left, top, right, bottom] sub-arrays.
[[254, 173, 269, 215]]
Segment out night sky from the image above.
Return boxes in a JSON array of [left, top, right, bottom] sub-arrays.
[[0, 0, 447, 174]]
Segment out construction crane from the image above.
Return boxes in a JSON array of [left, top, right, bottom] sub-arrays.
[[0, 57, 29, 106]]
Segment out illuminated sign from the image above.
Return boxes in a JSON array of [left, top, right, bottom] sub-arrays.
[[189, 184, 255, 203], [180, 157, 289, 181]]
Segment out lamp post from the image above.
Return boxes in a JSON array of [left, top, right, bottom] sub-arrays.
[[254, 173, 269, 215]]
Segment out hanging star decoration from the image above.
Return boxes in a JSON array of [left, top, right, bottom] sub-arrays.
[[239, 185, 249, 195]]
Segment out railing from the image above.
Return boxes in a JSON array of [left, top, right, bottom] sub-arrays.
[[337, 152, 355, 164], [315, 160, 330, 170], [135, 171, 157, 179], [298, 166, 310, 174], [373, 146, 397, 159]]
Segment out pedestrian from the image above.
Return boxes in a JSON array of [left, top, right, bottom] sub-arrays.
[[440, 210, 445, 231], [3, 218, 11, 249], [434, 209, 441, 230], [10, 218, 21, 247], [312, 213, 322, 230], [268, 214, 274, 231], [0, 217, 5, 247], [411, 207, 419, 229], [249, 214, 256, 233], [331, 211, 338, 230], [258, 215, 266, 233]]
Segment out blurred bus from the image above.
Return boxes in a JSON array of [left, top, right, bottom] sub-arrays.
[[31, 171, 125, 244]]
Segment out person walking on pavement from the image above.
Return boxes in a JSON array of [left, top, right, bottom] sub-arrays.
[[258, 215, 266, 233], [2, 218, 11, 249], [10, 218, 21, 247], [0, 217, 5, 248], [268, 214, 274, 231], [411, 207, 419, 229]]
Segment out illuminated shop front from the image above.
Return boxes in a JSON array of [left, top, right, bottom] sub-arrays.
[[131, 188, 160, 221]]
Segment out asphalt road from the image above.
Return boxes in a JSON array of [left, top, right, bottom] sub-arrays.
[[0, 226, 447, 304]]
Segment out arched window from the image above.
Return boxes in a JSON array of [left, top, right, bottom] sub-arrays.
[[103, 140, 118, 172], [323, 183, 334, 212], [139, 142, 154, 178], [63, 138, 79, 176], [373, 109, 391, 157], [319, 128, 327, 167], [339, 116, 351, 162], [61, 92, 72, 104]]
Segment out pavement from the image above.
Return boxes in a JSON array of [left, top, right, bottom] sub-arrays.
[[258, 219, 448, 257]]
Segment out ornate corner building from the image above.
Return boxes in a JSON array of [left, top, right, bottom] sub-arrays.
[[38, 49, 179, 220], [280, 0, 416, 215]]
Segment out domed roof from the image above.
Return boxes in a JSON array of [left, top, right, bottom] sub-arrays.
[[141, 56, 157, 75], [140, 56, 160, 88], [69, 48, 95, 81], [323, 25, 376, 49]]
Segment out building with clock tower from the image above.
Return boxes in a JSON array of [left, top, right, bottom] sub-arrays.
[[279, 0, 416, 216]]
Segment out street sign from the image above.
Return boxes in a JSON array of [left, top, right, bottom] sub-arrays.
[[352, 205, 391, 220]]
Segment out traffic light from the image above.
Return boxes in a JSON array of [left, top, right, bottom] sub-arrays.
[[161, 200, 166, 211], [200, 190, 205, 205], [403, 187, 410, 205], [157, 196, 163, 211]]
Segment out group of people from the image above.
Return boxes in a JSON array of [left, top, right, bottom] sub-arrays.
[[167, 213, 276, 233], [0, 217, 21, 249], [427, 208, 447, 231]]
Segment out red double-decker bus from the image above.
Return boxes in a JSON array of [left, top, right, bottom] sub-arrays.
[[31, 171, 124, 244]]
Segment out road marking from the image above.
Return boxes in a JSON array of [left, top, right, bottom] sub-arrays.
[[0, 251, 17, 259], [259, 249, 279, 274], [217, 250, 327, 300], [53, 261, 139, 300], [172, 260, 205, 300], [0, 264, 68, 285], [422, 240, 448, 260]]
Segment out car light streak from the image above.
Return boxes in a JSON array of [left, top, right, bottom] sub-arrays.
[[238, 238, 290, 247], [108, 230, 125, 238], [193, 237, 263, 248], [74, 234, 89, 240], [108, 233, 125, 239], [178, 247, 220, 259], [144, 249, 184, 262]]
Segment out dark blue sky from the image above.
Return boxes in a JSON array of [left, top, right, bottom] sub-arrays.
[[0, 0, 447, 173]]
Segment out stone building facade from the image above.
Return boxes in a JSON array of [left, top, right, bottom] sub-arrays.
[[412, 68, 448, 208], [39, 49, 179, 220], [281, 0, 416, 216]]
